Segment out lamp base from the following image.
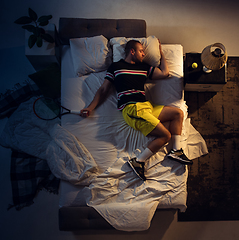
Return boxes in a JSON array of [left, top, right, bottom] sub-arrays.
[[203, 66, 212, 73]]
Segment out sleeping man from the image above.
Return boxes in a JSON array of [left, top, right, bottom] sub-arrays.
[[80, 39, 193, 181]]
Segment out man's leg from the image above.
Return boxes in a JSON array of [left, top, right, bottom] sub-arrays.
[[137, 106, 192, 164], [128, 106, 171, 181], [128, 105, 191, 181], [142, 106, 182, 154], [135, 106, 180, 164], [158, 106, 183, 151], [158, 106, 183, 136], [157, 106, 193, 165], [145, 122, 171, 153], [128, 123, 170, 181]]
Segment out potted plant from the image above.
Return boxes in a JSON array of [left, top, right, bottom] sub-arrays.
[[14, 8, 54, 48]]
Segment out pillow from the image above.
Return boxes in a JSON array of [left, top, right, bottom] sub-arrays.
[[28, 63, 61, 99], [70, 35, 112, 77], [110, 36, 161, 66]]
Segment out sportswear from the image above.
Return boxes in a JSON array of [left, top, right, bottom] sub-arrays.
[[105, 59, 155, 110]]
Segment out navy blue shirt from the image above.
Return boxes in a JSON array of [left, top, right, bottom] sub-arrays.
[[105, 59, 155, 110]]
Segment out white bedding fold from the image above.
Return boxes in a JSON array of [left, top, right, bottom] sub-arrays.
[[83, 152, 188, 231], [0, 97, 98, 185]]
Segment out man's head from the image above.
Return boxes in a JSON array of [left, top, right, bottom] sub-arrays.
[[125, 40, 145, 63]]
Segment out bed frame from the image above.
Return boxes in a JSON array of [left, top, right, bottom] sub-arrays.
[[58, 17, 147, 231]]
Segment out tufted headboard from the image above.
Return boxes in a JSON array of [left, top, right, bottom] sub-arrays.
[[58, 18, 146, 45]]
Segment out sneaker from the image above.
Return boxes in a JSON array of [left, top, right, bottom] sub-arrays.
[[167, 149, 193, 165], [128, 158, 146, 181]]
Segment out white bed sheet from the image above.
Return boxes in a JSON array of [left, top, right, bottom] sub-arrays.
[[59, 44, 208, 227]]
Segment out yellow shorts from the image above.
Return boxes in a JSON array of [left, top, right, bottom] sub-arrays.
[[122, 101, 164, 136]]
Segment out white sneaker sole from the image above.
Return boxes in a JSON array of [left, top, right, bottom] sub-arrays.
[[168, 154, 193, 165]]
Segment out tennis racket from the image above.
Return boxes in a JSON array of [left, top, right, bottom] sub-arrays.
[[33, 97, 82, 120]]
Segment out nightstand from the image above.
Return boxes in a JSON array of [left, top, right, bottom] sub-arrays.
[[25, 24, 60, 71], [184, 53, 227, 91]]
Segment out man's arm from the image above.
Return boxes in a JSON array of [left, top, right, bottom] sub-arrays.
[[80, 79, 112, 117], [151, 41, 169, 80]]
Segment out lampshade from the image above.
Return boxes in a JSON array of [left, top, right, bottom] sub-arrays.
[[201, 43, 228, 71]]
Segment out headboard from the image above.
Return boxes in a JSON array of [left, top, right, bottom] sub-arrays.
[[58, 18, 146, 45]]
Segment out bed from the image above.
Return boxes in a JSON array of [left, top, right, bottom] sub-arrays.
[[58, 18, 208, 231]]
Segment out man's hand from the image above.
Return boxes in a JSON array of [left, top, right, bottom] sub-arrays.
[[80, 79, 112, 118], [151, 39, 169, 80], [80, 109, 91, 117], [158, 39, 163, 53]]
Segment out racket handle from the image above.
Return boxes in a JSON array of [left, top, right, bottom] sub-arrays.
[[70, 110, 81, 114], [82, 110, 89, 117]]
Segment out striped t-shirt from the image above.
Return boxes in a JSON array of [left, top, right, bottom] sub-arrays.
[[105, 59, 155, 110]]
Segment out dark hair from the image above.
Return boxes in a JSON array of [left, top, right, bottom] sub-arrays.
[[125, 40, 141, 56]]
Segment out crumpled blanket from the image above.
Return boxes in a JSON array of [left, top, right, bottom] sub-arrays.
[[0, 97, 99, 186], [83, 152, 188, 231]]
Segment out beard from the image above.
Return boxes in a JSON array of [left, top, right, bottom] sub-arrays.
[[133, 55, 144, 63]]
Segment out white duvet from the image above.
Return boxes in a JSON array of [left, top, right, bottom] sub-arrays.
[[0, 98, 98, 185]]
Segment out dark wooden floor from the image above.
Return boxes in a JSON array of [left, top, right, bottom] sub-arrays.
[[179, 57, 239, 221]]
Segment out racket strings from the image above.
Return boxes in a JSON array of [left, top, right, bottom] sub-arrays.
[[34, 98, 61, 120]]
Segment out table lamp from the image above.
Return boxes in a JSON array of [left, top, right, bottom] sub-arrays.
[[201, 43, 228, 73]]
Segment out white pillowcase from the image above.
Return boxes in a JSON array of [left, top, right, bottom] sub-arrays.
[[110, 36, 161, 67], [70, 35, 112, 77]]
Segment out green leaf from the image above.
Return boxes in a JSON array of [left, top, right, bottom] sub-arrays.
[[39, 21, 49, 26], [28, 34, 37, 48], [39, 27, 45, 34], [34, 27, 42, 37], [36, 37, 43, 47], [14, 16, 32, 24], [41, 33, 54, 43], [38, 15, 52, 23], [22, 25, 35, 32], [28, 8, 38, 21]]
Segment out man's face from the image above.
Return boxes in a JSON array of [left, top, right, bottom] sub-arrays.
[[132, 43, 145, 63]]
